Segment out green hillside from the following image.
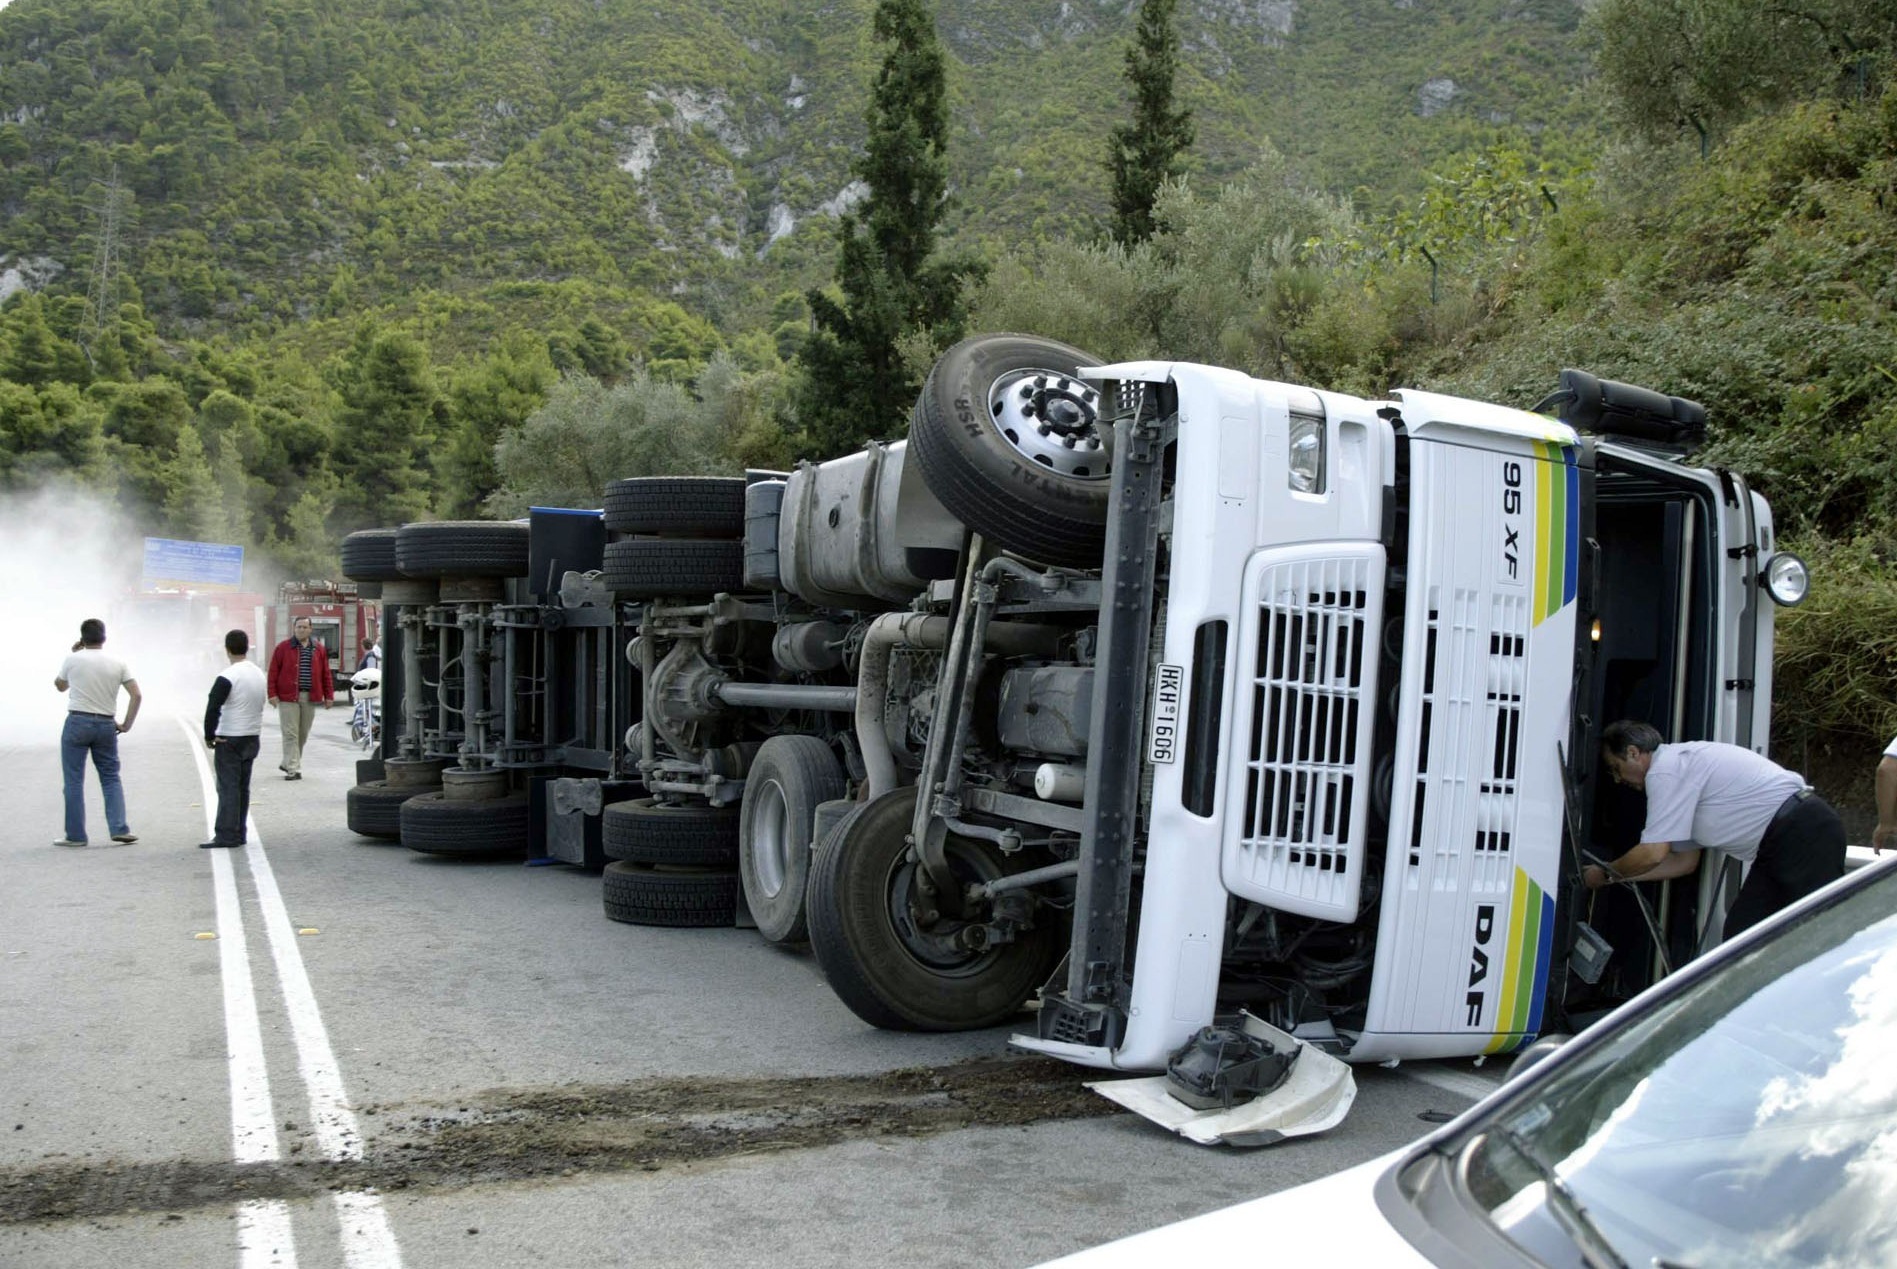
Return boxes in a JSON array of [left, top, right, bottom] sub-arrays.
[[0, 0, 1598, 342]]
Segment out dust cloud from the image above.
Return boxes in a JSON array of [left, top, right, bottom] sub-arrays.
[[1, 483, 257, 746]]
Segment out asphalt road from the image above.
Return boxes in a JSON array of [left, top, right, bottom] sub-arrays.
[[1, 704, 1503, 1268]]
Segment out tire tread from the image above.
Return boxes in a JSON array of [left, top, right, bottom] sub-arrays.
[[602, 861, 739, 927]]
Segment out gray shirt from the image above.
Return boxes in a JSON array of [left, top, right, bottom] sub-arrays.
[[1641, 742, 1807, 865]]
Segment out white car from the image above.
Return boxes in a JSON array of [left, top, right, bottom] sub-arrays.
[[1044, 854, 1897, 1268]]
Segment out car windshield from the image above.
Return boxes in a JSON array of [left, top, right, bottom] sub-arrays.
[[1459, 875, 1897, 1268]]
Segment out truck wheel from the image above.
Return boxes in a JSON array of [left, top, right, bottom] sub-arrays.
[[807, 787, 1061, 1031], [601, 539, 744, 597], [602, 798, 738, 867], [345, 781, 417, 840], [395, 520, 531, 578], [341, 529, 403, 582], [400, 791, 530, 857], [740, 736, 847, 945], [909, 333, 1108, 568], [601, 861, 739, 927], [603, 477, 748, 537]]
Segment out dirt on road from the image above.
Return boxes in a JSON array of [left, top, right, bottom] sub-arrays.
[[2, 1056, 1117, 1225]]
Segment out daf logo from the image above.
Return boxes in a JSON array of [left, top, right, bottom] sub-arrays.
[[1466, 903, 1496, 1026], [1501, 461, 1524, 582]]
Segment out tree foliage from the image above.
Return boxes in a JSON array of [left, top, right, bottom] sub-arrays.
[[1589, 0, 1895, 143], [793, 0, 981, 455], [1107, 0, 1195, 247], [973, 155, 1351, 380], [487, 367, 746, 514]]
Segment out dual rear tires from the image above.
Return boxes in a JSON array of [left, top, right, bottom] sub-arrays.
[[600, 798, 739, 926], [601, 476, 748, 598]]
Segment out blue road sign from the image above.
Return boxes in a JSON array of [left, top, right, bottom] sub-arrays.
[[142, 537, 245, 591]]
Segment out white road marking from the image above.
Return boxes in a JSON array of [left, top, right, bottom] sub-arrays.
[[1399, 1062, 1505, 1104], [188, 722, 299, 1269], [334, 1189, 405, 1269], [182, 719, 403, 1268], [237, 1200, 299, 1268], [245, 834, 365, 1160], [208, 838, 283, 1166]]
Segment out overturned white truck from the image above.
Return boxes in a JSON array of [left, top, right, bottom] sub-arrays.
[[623, 334, 1801, 1132]]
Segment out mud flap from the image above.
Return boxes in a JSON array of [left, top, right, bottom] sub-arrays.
[[1087, 1018, 1356, 1147]]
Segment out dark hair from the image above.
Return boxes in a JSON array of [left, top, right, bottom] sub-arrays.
[[1602, 719, 1664, 756], [79, 618, 106, 647], [225, 629, 249, 656]]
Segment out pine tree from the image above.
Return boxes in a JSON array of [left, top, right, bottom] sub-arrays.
[[794, 0, 982, 456], [326, 323, 440, 531], [163, 424, 222, 541], [1108, 0, 1195, 248]]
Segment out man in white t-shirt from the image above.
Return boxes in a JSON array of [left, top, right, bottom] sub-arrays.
[[52, 617, 142, 848], [202, 628, 268, 849], [1875, 735, 1897, 854], [1585, 719, 1846, 937]]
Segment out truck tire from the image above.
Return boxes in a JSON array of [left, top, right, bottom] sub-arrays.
[[601, 539, 743, 598], [909, 334, 1108, 568], [601, 861, 739, 927], [602, 798, 738, 867], [603, 477, 748, 537], [807, 786, 1061, 1031], [740, 736, 846, 945], [395, 521, 531, 578], [399, 791, 530, 857], [341, 529, 403, 582], [345, 780, 418, 840]]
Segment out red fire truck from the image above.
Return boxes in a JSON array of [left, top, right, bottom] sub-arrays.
[[270, 581, 379, 678]]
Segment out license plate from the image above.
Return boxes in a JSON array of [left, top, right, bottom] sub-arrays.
[[1148, 663, 1184, 764]]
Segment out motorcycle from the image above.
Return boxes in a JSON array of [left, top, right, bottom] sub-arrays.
[[349, 663, 381, 750]]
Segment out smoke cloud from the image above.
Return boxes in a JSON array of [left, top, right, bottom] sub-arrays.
[[2, 482, 261, 745]]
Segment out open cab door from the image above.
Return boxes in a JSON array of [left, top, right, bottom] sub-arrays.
[[1562, 371, 1788, 1017]]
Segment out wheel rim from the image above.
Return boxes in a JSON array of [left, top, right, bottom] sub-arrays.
[[751, 778, 792, 900], [883, 839, 1007, 976], [986, 367, 1107, 480]]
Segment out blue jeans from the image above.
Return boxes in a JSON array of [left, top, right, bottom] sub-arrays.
[[61, 714, 129, 842]]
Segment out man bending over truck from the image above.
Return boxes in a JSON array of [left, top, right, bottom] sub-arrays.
[[1585, 720, 1846, 937]]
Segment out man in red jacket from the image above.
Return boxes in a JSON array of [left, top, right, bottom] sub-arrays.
[[267, 617, 333, 780]]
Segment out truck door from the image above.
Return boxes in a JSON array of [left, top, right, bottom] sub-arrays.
[[1587, 443, 1772, 966]]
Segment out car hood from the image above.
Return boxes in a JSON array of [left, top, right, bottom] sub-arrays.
[[1035, 1149, 1428, 1266]]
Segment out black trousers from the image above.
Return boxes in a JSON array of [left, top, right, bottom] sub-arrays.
[[213, 734, 260, 845], [1726, 794, 1847, 937]]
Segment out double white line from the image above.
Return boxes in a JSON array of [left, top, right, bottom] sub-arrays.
[[182, 719, 403, 1269]]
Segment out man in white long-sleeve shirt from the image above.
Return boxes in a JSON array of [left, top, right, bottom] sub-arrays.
[[202, 629, 267, 849]]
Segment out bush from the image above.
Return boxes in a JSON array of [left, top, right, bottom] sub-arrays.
[[1772, 536, 1897, 750]]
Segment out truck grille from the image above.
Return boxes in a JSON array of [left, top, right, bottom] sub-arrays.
[[1232, 552, 1380, 919], [1407, 590, 1529, 897]]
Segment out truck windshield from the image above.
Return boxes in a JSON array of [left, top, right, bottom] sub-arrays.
[[1458, 872, 1897, 1268]]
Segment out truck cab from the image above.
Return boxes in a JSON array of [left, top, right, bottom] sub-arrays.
[[795, 337, 1799, 1090]]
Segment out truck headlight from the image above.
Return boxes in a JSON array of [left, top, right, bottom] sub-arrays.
[[1763, 552, 1810, 607], [1287, 415, 1326, 494]]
